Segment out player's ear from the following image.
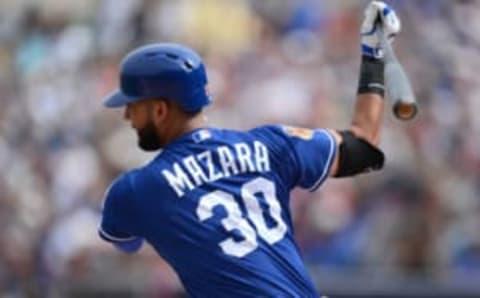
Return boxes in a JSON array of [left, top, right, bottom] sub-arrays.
[[151, 99, 168, 125]]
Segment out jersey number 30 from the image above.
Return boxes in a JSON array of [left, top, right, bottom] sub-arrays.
[[196, 177, 287, 257]]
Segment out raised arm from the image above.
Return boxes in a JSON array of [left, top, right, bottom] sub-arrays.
[[329, 1, 401, 177]]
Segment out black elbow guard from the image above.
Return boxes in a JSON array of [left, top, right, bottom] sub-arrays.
[[335, 130, 385, 177]]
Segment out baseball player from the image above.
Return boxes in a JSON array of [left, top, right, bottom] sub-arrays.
[[99, 2, 400, 297]]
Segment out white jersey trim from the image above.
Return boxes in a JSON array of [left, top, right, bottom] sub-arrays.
[[98, 226, 137, 242]]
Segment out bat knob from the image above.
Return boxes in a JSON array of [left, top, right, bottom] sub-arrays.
[[393, 101, 418, 121]]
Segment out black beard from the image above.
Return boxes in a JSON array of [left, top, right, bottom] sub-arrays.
[[137, 121, 162, 151]]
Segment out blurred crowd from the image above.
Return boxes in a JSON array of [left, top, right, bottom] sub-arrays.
[[1, 0, 480, 297]]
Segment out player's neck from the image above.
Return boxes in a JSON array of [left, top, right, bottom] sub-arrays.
[[160, 113, 207, 146]]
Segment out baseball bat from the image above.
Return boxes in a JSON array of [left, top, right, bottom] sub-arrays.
[[377, 25, 418, 121]]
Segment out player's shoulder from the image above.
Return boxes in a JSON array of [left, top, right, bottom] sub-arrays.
[[253, 124, 334, 141], [249, 124, 315, 142], [107, 164, 173, 202], [248, 124, 284, 139], [141, 157, 182, 190], [243, 125, 296, 160], [249, 124, 282, 134], [106, 169, 141, 198]]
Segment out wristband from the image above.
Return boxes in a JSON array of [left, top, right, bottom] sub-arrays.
[[357, 55, 385, 97]]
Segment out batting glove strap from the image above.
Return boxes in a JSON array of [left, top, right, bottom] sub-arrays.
[[358, 55, 385, 97]]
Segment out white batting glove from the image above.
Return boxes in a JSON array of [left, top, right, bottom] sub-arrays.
[[361, 1, 401, 58]]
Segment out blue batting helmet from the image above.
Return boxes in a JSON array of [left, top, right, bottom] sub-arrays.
[[103, 43, 211, 112]]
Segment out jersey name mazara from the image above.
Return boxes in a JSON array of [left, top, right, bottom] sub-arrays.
[[162, 141, 271, 197]]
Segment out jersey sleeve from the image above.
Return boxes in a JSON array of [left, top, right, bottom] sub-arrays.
[[255, 125, 337, 192], [98, 173, 141, 243]]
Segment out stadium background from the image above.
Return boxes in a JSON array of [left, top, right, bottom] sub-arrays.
[[1, 0, 480, 297]]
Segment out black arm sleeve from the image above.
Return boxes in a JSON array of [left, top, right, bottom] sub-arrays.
[[335, 130, 385, 177]]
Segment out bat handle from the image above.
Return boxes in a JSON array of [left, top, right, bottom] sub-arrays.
[[376, 25, 396, 63]]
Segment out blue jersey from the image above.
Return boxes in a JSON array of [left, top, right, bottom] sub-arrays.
[[99, 125, 337, 297]]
